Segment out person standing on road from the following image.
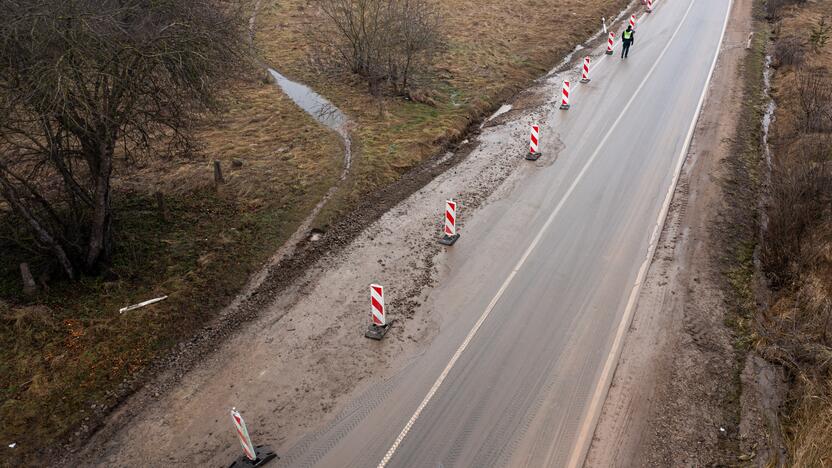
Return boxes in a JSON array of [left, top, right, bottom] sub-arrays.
[[621, 25, 635, 58]]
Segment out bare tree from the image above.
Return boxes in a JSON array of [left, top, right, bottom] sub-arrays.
[[312, 0, 443, 96], [797, 69, 832, 133], [387, 0, 442, 94], [0, 0, 251, 279]]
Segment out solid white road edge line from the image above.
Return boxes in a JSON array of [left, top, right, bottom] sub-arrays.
[[377, 1, 700, 465], [564, 0, 735, 467]]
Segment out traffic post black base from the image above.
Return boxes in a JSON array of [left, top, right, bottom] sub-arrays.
[[580, 78, 591, 83], [605, 50, 614, 55], [365, 321, 393, 340], [438, 233, 461, 245], [560, 104, 571, 110], [229, 446, 278, 468], [525, 151, 542, 161]]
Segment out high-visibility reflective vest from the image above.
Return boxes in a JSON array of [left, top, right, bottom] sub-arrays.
[[623, 30, 633, 40]]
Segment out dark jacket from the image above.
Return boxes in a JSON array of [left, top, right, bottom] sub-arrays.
[[622, 29, 635, 45]]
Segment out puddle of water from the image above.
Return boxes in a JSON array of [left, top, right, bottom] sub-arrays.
[[488, 104, 513, 121], [268, 69, 349, 139], [268, 68, 352, 180]]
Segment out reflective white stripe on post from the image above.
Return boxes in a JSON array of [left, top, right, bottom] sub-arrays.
[[231, 408, 256, 462], [529, 125, 540, 154], [444, 200, 458, 236], [371, 284, 386, 326]]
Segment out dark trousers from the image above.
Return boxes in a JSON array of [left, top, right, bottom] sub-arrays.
[[621, 42, 632, 58]]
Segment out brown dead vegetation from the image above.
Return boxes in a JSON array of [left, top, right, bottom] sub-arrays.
[[757, 0, 832, 463]]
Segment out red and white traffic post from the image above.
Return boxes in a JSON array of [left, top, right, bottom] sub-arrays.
[[560, 80, 571, 110], [629, 14, 637, 28], [580, 57, 591, 83], [606, 32, 615, 55], [646, 0, 653, 12], [439, 199, 462, 244], [365, 284, 392, 340], [371, 284, 386, 327], [526, 125, 542, 161], [229, 408, 277, 467]]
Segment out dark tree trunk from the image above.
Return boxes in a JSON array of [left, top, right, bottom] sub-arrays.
[[85, 142, 114, 272], [0, 175, 76, 279]]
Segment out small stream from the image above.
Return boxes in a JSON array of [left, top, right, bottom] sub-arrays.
[[230, 69, 354, 304], [228, 10, 357, 312], [759, 54, 777, 232], [761, 55, 777, 174], [268, 69, 352, 178]]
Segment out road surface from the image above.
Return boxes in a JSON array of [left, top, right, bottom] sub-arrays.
[[276, 0, 732, 467]]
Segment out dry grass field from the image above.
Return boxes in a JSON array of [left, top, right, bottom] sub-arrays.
[[760, 0, 832, 464], [0, 0, 629, 461]]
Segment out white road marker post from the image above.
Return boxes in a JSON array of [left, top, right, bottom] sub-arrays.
[[229, 408, 277, 467], [119, 295, 168, 314]]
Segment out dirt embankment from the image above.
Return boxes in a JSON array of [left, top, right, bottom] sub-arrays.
[[587, 0, 792, 465]]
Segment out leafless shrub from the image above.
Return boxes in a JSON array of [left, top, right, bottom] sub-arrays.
[[312, 0, 444, 96], [809, 16, 831, 51], [773, 36, 806, 68], [766, 0, 807, 20], [797, 69, 832, 133], [0, 0, 251, 279], [761, 146, 832, 289]]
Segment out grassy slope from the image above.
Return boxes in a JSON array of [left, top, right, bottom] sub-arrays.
[[0, 78, 342, 462], [763, 0, 832, 463], [0, 0, 629, 462], [256, 0, 629, 228]]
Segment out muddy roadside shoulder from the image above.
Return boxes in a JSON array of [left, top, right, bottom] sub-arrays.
[[584, 0, 788, 465], [47, 122, 484, 465]]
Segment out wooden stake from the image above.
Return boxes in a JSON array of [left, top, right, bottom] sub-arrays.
[[20, 263, 37, 296], [214, 160, 225, 186], [154, 191, 167, 222]]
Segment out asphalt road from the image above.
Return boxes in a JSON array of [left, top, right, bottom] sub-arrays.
[[276, 0, 732, 467]]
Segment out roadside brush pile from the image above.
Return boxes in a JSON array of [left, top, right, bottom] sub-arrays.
[[758, 0, 832, 463]]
